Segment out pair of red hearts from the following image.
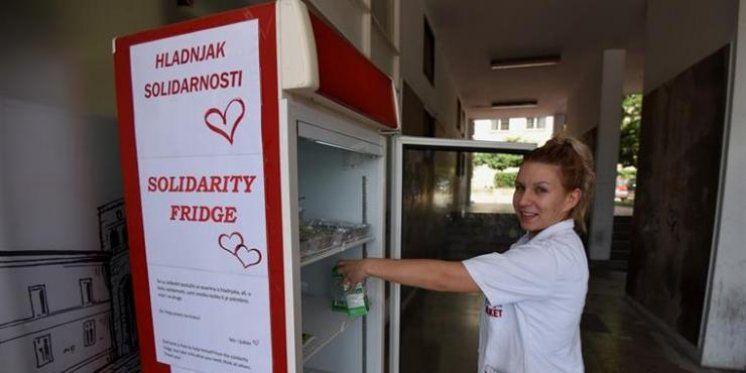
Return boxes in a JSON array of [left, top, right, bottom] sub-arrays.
[[218, 232, 262, 268]]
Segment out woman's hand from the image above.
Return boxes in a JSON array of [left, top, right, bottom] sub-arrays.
[[336, 259, 369, 285]]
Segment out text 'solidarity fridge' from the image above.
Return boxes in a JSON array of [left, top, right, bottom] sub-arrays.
[[113, 1, 398, 372]]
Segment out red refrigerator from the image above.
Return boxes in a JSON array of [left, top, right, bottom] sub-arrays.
[[113, 1, 398, 372]]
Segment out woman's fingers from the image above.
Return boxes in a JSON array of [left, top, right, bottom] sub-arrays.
[[336, 259, 366, 284]]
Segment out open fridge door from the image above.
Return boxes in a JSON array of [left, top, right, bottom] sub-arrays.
[[388, 136, 535, 373]]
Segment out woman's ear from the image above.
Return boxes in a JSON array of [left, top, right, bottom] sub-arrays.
[[564, 188, 581, 212]]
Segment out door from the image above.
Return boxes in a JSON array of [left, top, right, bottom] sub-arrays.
[[389, 136, 534, 373]]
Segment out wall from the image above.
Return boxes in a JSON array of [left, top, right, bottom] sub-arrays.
[[399, 0, 462, 138], [700, 2, 746, 368], [564, 53, 602, 138], [644, 0, 738, 95], [627, 46, 728, 346], [0, 1, 257, 371], [630, 1, 744, 367]]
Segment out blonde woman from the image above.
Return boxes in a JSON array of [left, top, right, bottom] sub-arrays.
[[337, 136, 595, 373]]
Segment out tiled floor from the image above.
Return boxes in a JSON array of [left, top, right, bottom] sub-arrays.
[[398, 267, 740, 372]]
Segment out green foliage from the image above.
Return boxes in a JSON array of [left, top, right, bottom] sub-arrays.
[[494, 171, 518, 188], [618, 167, 636, 181], [619, 94, 642, 167], [474, 153, 523, 171]]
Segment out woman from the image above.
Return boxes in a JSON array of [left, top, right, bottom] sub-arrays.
[[337, 135, 595, 373]]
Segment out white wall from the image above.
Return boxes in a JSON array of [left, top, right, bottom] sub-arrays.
[[587, 50, 625, 260], [0, 1, 179, 251], [308, 0, 367, 53], [700, 2, 746, 369], [400, 0, 462, 137], [564, 53, 603, 138], [644, 0, 738, 94], [0, 100, 122, 251]]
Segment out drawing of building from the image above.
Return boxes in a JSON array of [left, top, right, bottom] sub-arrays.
[[0, 251, 113, 372], [0, 198, 140, 372], [98, 199, 140, 372]]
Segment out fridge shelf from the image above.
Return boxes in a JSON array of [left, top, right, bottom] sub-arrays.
[[301, 236, 373, 267], [301, 295, 358, 363]]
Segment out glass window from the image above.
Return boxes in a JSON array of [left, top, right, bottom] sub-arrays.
[[526, 117, 536, 129]]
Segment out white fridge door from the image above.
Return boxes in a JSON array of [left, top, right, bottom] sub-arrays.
[[388, 136, 535, 373]]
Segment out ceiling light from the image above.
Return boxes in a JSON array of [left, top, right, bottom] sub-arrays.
[[490, 55, 561, 70], [490, 100, 538, 109]]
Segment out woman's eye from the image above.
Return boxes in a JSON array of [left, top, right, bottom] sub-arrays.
[[536, 188, 547, 194]]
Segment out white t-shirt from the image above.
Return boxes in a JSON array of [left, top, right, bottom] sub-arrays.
[[462, 219, 588, 373]]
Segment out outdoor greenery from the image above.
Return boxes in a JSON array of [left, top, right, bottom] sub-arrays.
[[494, 171, 518, 188], [472, 136, 524, 172], [619, 94, 642, 167], [473, 153, 522, 171]]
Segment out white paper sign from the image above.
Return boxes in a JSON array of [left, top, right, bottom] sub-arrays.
[[129, 20, 271, 372]]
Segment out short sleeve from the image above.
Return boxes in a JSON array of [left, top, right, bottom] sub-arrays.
[[463, 244, 558, 305]]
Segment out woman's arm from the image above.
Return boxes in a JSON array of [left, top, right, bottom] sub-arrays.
[[336, 258, 480, 293]]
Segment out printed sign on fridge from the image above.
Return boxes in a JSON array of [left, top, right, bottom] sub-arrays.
[[128, 19, 271, 372]]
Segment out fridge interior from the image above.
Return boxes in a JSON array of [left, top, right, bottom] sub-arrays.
[[296, 133, 384, 373]]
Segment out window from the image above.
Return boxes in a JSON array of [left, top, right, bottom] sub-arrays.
[[500, 119, 509, 131], [80, 278, 93, 305], [34, 334, 54, 367], [28, 285, 49, 318], [423, 17, 435, 85], [526, 117, 537, 129], [536, 117, 547, 130], [84, 320, 96, 346], [491, 119, 509, 131]]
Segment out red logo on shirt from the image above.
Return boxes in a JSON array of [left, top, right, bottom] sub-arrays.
[[485, 303, 503, 318]]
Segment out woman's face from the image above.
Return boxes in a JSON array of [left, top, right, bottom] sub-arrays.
[[513, 161, 580, 235]]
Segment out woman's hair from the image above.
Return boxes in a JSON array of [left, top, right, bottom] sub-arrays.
[[522, 135, 595, 232]]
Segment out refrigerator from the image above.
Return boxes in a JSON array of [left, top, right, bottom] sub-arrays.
[[113, 1, 532, 372]]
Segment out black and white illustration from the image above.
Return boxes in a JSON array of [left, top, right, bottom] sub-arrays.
[[0, 198, 140, 372]]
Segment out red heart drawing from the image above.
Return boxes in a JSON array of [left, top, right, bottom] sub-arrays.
[[204, 98, 245, 144], [234, 245, 262, 268], [218, 232, 262, 269], [218, 232, 244, 254]]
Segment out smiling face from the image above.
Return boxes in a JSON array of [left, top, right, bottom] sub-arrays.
[[513, 161, 581, 235]]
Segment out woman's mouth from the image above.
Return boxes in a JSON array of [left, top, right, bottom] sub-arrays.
[[519, 211, 539, 223]]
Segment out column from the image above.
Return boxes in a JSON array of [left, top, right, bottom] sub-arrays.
[[588, 49, 625, 260]]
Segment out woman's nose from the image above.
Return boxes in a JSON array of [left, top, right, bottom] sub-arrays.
[[515, 192, 528, 206], [516, 191, 532, 206]]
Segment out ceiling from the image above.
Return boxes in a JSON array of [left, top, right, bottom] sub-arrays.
[[424, 0, 646, 119]]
